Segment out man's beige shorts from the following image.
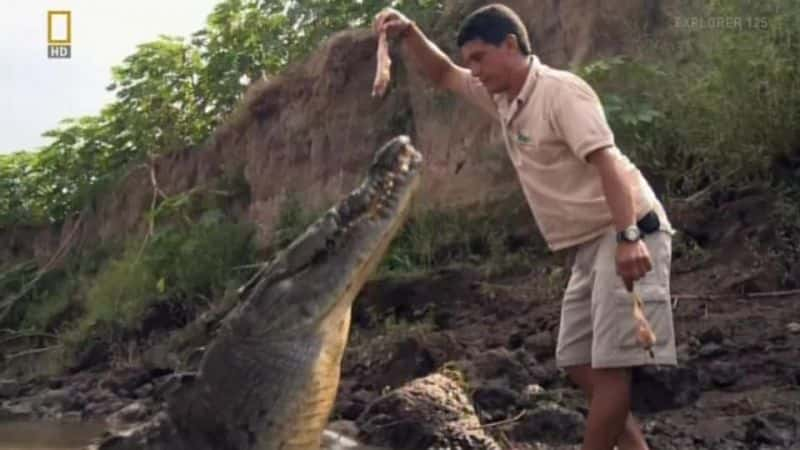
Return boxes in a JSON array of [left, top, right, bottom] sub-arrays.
[[556, 229, 677, 369]]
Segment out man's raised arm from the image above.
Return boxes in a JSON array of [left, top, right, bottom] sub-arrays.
[[374, 8, 462, 91]]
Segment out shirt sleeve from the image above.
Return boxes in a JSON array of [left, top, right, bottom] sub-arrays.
[[447, 66, 500, 120], [552, 78, 616, 162]]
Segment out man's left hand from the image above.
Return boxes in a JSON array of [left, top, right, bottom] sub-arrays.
[[616, 240, 652, 291]]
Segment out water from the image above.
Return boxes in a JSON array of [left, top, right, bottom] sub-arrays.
[[0, 421, 387, 450], [0, 421, 107, 450]]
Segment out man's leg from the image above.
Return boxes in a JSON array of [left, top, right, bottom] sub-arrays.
[[566, 365, 649, 450], [577, 230, 677, 449]]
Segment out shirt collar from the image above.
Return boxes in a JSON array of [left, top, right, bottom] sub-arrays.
[[495, 55, 541, 118]]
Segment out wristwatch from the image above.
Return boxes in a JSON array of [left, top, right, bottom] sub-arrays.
[[617, 225, 642, 243]]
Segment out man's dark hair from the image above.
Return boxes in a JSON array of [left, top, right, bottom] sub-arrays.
[[456, 4, 532, 55]]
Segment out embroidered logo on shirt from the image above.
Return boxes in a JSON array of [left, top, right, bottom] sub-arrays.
[[516, 132, 532, 144]]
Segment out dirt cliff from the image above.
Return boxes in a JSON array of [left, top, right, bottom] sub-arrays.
[[1, 0, 674, 265]]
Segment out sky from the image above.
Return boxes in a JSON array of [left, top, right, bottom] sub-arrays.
[[0, 0, 223, 154]]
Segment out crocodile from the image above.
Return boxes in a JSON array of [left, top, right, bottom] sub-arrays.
[[97, 136, 422, 450]]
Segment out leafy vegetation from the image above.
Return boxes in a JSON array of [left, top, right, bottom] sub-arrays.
[[270, 192, 322, 250], [2, 215, 255, 358], [2, 0, 800, 370], [70, 216, 254, 352], [0, 0, 444, 226], [580, 0, 800, 198], [378, 196, 548, 278]]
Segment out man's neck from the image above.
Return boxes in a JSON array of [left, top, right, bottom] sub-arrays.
[[506, 56, 532, 100]]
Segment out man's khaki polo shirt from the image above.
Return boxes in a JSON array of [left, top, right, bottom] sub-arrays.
[[450, 55, 671, 251]]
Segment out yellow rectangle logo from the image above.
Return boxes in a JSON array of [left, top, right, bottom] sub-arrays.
[[48, 11, 71, 44]]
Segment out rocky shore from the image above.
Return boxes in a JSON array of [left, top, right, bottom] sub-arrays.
[[3, 267, 799, 449]]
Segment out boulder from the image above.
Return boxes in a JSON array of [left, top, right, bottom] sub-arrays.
[[631, 366, 701, 413], [357, 373, 500, 450]]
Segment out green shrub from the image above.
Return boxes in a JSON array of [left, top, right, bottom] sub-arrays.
[[379, 197, 547, 277], [67, 214, 255, 350], [144, 212, 256, 299], [580, 1, 800, 198], [270, 192, 320, 250], [84, 252, 159, 335], [19, 277, 76, 331]]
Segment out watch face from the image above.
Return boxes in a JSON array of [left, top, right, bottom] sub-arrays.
[[624, 227, 640, 241]]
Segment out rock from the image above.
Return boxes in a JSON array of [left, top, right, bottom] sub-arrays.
[[327, 420, 359, 439], [631, 366, 701, 413], [357, 373, 501, 450], [321, 429, 363, 450], [472, 384, 519, 421], [100, 368, 154, 396], [507, 332, 525, 349], [84, 402, 105, 418], [511, 402, 585, 445], [745, 411, 798, 446], [108, 401, 151, 427], [134, 383, 154, 398], [524, 331, 555, 360], [48, 377, 66, 389], [707, 361, 740, 387], [471, 348, 538, 389], [337, 388, 375, 421], [0, 400, 34, 420], [338, 401, 363, 421], [363, 337, 436, 390], [698, 326, 725, 345], [36, 387, 81, 412], [698, 343, 727, 358], [71, 340, 110, 372], [96, 411, 183, 450], [88, 388, 116, 403], [0, 379, 22, 398], [62, 410, 83, 421], [787, 322, 800, 334], [151, 372, 196, 402], [521, 384, 545, 405], [75, 378, 95, 393], [528, 363, 561, 388]]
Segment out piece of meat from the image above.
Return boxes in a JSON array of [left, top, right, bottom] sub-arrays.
[[631, 291, 657, 357], [372, 30, 391, 97]]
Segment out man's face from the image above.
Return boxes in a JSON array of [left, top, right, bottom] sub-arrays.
[[460, 37, 519, 95]]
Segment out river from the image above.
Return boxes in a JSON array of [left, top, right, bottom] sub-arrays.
[[0, 420, 106, 450], [0, 420, 386, 449]]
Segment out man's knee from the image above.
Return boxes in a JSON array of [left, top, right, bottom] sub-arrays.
[[567, 366, 633, 396], [591, 367, 633, 400], [592, 367, 632, 384]]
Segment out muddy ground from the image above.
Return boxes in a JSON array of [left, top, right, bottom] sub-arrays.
[[2, 212, 799, 449], [332, 256, 800, 449]]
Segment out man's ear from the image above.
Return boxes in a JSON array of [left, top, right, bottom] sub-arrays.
[[503, 34, 519, 53]]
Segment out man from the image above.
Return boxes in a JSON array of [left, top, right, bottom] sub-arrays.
[[374, 4, 677, 450]]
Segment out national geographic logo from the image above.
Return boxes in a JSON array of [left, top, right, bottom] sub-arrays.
[[47, 11, 72, 59]]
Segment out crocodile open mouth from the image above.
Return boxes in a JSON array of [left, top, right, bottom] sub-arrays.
[[331, 135, 422, 237]]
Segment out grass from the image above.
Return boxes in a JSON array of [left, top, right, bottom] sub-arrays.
[[580, 1, 800, 200], [57, 215, 256, 360], [378, 195, 548, 279]]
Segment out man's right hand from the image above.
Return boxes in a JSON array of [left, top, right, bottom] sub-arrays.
[[374, 8, 413, 39]]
